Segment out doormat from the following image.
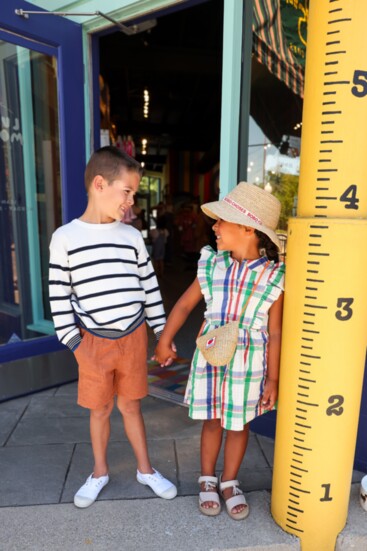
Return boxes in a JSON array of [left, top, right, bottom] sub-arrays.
[[147, 357, 191, 406]]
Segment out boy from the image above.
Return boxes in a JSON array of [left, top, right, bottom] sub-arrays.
[[49, 146, 177, 508]]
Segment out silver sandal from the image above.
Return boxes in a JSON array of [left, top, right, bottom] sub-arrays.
[[198, 475, 221, 517], [219, 476, 249, 521]]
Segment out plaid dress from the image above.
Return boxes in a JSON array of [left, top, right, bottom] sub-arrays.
[[184, 245, 285, 431]]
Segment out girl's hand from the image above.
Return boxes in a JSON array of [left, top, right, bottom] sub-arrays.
[[261, 379, 278, 410], [153, 340, 177, 367]]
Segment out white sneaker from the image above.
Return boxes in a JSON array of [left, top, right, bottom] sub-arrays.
[[360, 475, 367, 511], [74, 473, 109, 508], [136, 468, 177, 499]]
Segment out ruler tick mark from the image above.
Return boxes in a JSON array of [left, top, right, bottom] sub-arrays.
[[290, 486, 311, 494], [328, 19, 351, 25], [297, 400, 319, 407], [286, 525, 304, 533], [294, 444, 313, 451], [291, 464, 308, 472], [315, 195, 337, 199], [295, 421, 312, 428], [289, 505, 305, 513]]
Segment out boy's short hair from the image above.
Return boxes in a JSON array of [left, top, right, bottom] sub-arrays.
[[84, 146, 143, 191]]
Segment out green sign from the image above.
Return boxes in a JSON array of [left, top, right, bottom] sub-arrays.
[[280, 0, 308, 67]]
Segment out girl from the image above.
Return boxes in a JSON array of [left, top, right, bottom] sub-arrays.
[[155, 182, 285, 521]]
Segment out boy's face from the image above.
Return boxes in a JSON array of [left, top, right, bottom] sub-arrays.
[[98, 169, 140, 223]]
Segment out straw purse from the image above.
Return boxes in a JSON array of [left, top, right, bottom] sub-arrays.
[[196, 261, 269, 366]]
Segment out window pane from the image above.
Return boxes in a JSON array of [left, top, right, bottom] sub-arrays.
[[0, 41, 61, 345]]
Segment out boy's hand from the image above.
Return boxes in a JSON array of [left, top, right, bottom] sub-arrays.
[[261, 379, 278, 410], [153, 340, 177, 367]]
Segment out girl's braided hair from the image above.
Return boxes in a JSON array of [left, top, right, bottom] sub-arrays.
[[255, 229, 279, 262]]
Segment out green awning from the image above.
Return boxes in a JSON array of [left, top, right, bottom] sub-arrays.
[[253, 0, 308, 98]]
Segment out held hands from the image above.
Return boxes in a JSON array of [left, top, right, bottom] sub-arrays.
[[261, 378, 278, 410], [153, 339, 177, 367]]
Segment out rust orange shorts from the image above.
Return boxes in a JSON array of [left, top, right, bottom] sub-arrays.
[[74, 322, 148, 410]]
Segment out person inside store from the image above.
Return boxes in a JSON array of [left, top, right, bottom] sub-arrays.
[[154, 182, 284, 520], [150, 216, 169, 277], [49, 146, 177, 508]]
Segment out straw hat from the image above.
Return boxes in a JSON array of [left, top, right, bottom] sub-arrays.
[[201, 182, 281, 250]]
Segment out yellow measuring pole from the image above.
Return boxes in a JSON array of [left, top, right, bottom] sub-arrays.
[[271, 1, 367, 550]]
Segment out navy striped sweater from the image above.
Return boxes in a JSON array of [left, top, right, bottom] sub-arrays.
[[49, 219, 166, 351]]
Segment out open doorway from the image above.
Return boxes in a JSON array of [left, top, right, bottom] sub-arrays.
[[98, 0, 223, 268]]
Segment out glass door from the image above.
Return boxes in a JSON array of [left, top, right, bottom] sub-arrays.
[[0, 3, 85, 361], [0, 42, 61, 344]]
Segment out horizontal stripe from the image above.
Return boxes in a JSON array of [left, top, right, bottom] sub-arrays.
[[69, 243, 137, 256], [69, 258, 137, 271]]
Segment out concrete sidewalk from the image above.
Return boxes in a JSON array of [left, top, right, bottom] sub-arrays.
[[1, 381, 367, 550]]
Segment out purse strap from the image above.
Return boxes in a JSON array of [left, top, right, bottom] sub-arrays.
[[237, 260, 270, 321]]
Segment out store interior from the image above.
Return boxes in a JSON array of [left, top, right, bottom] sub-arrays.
[[98, 0, 303, 256]]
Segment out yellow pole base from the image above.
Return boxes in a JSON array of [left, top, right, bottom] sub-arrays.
[[271, 217, 367, 551]]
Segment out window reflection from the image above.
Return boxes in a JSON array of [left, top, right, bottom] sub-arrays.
[[0, 41, 61, 345]]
